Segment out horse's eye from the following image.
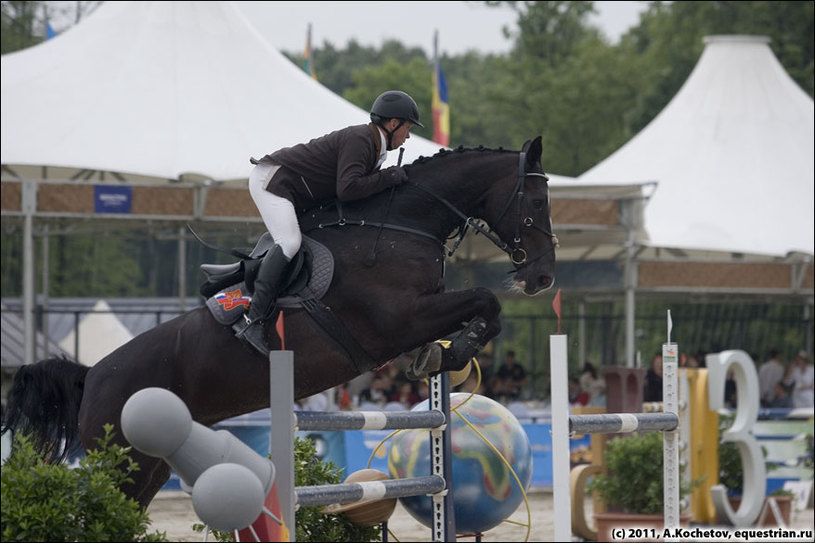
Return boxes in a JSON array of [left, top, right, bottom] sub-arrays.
[[533, 199, 544, 209]]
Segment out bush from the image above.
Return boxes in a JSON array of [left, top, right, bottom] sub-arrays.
[[717, 413, 776, 495], [587, 432, 698, 515], [1, 424, 167, 542], [293, 436, 381, 542]]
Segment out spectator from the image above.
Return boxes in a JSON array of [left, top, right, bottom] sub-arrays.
[[569, 377, 589, 406], [784, 350, 815, 408], [495, 350, 528, 401], [390, 380, 420, 408], [643, 352, 663, 402], [416, 380, 429, 403], [476, 342, 496, 384], [579, 362, 606, 406], [769, 381, 793, 408], [359, 372, 393, 407], [758, 349, 785, 407]]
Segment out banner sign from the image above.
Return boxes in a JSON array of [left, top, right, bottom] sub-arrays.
[[94, 185, 132, 214]]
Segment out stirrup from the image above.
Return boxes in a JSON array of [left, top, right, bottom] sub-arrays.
[[239, 319, 270, 357], [234, 314, 255, 338]]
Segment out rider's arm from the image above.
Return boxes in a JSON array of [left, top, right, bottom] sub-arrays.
[[335, 130, 405, 201]]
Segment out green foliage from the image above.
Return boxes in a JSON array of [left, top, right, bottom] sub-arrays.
[[192, 436, 380, 542], [1, 425, 168, 542], [717, 413, 775, 495], [587, 432, 700, 514], [293, 436, 381, 542]]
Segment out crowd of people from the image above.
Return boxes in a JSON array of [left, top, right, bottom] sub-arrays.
[[297, 344, 814, 412], [758, 349, 814, 408]]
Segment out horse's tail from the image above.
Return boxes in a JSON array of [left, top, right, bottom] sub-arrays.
[[1, 355, 89, 463]]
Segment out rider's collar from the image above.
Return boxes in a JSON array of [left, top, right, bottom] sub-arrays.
[[375, 126, 388, 167]]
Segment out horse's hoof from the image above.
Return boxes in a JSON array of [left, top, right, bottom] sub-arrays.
[[406, 342, 442, 381]]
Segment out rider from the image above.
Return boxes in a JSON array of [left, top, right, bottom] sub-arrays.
[[239, 90, 424, 354]]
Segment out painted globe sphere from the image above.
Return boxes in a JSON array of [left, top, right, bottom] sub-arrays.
[[387, 393, 532, 534]]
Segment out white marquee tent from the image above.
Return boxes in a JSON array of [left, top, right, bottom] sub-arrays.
[[58, 300, 134, 366], [579, 35, 815, 258], [1, 1, 446, 182]]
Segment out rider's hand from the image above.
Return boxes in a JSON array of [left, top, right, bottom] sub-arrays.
[[383, 166, 408, 185]]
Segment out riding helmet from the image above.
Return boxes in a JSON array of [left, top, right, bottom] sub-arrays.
[[370, 90, 424, 128]]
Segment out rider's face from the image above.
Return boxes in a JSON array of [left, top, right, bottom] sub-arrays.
[[388, 119, 413, 149]]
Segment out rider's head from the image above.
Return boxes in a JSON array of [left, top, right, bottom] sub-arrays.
[[370, 90, 424, 150]]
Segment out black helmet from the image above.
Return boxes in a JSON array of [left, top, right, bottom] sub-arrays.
[[370, 90, 424, 128]]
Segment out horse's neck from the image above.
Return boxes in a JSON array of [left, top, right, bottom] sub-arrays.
[[412, 152, 507, 215]]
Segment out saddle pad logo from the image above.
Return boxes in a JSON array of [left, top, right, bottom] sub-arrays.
[[215, 289, 251, 311]]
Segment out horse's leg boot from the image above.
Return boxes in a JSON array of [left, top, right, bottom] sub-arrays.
[[438, 317, 489, 373], [236, 244, 290, 355], [406, 317, 490, 380]]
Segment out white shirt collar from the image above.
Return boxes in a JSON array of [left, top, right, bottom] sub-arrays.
[[375, 126, 388, 168]]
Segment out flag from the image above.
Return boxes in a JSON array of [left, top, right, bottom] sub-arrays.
[[46, 20, 56, 40], [432, 31, 450, 146], [302, 23, 317, 80], [552, 289, 562, 334]]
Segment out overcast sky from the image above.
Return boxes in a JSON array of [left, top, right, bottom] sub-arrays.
[[233, 1, 649, 57]]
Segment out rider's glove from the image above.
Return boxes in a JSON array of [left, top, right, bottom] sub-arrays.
[[383, 166, 409, 186]]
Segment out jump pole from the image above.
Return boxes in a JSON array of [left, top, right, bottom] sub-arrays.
[[550, 333, 571, 541], [269, 350, 296, 540]]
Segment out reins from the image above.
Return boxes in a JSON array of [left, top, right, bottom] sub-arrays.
[[304, 147, 558, 266]]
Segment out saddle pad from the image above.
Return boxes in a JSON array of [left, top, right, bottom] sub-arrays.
[[205, 236, 334, 326]]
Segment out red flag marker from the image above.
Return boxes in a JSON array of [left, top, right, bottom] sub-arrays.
[[276, 311, 285, 350], [552, 289, 562, 334]]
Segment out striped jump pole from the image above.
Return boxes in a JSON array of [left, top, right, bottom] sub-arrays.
[[295, 410, 445, 431], [296, 475, 446, 507], [569, 412, 678, 434]]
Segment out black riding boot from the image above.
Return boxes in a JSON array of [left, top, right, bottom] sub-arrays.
[[236, 244, 290, 355]]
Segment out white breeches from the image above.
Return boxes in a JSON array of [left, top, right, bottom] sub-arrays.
[[249, 163, 302, 260]]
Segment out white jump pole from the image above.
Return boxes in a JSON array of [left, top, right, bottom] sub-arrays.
[[550, 333, 571, 541], [663, 310, 680, 530]]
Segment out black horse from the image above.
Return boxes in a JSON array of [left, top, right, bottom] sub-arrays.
[[2, 137, 556, 509]]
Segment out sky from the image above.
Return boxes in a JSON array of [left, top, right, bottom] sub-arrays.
[[233, 1, 649, 57]]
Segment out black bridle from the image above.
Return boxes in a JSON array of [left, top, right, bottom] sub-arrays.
[[406, 150, 558, 267]]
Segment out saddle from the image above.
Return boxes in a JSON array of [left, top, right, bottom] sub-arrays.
[[200, 233, 333, 325], [199, 233, 374, 370]]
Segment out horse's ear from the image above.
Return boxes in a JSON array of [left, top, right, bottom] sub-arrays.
[[523, 136, 543, 166]]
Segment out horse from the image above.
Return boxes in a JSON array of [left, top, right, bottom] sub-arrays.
[[2, 137, 557, 509]]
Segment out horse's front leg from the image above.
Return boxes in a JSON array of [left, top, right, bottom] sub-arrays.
[[401, 287, 502, 379]]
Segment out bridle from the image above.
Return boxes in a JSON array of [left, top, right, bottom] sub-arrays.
[[406, 150, 559, 267]]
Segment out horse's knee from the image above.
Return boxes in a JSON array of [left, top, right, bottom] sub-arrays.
[[471, 287, 501, 318]]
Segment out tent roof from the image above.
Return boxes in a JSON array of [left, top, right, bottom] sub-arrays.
[[57, 300, 134, 366], [578, 35, 814, 257], [0, 1, 445, 182]]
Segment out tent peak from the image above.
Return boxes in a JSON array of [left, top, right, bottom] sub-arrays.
[[703, 34, 770, 45]]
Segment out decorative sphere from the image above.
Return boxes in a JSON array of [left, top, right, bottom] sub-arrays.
[[387, 393, 532, 534], [323, 469, 397, 526], [192, 463, 265, 531], [120, 387, 192, 457]]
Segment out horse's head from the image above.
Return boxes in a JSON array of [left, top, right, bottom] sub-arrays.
[[484, 136, 557, 295]]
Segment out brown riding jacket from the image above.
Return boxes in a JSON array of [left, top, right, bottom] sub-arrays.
[[253, 123, 404, 213]]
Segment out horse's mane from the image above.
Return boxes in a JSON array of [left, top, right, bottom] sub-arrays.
[[405, 144, 516, 171]]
